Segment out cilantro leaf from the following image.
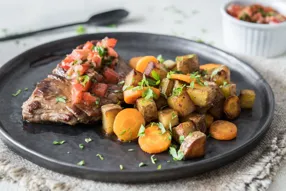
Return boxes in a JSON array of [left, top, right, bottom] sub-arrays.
[[12, 89, 21, 96], [169, 146, 184, 161], [157, 55, 165, 63], [96, 154, 104, 160], [157, 164, 162, 170], [24, 88, 28, 91], [179, 136, 185, 144], [151, 70, 160, 81], [138, 124, 145, 137], [85, 138, 93, 143], [189, 81, 195, 89], [94, 46, 106, 57], [172, 84, 185, 96], [56, 96, 67, 103], [78, 75, 90, 87], [53, 140, 65, 145], [119, 164, 124, 170], [142, 88, 157, 100], [139, 162, 146, 167], [77, 160, 85, 166], [79, 143, 85, 150], [119, 129, 126, 135], [151, 155, 157, 164], [171, 111, 177, 120], [158, 122, 166, 134]]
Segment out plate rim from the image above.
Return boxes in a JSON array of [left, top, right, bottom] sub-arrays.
[[0, 32, 275, 182]]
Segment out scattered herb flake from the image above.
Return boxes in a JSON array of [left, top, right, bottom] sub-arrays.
[[196, 39, 204, 43], [204, 81, 209, 86], [94, 46, 106, 57], [95, 98, 100, 105], [157, 164, 162, 170], [119, 164, 124, 170], [122, 85, 131, 91], [96, 154, 104, 160], [157, 55, 165, 63], [12, 89, 21, 96], [79, 143, 84, 150], [179, 136, 185, 144], [139, 162, 146, 167], [85, 138, 93, 143], [119, 129, 126, 136], [188, 132, 193, 136], [76, 25, 86, 34], [142, 88, 156, 100], [172, 84, 185, 96], [151, 155, 157, 164], [53, 140, 65, 145], [171, 112, 177, 120], [138, 124, 146, 137], [118, 80, 125, 85], [189, 81, 195, 89], [24, 88, 28, 91], [158, 122, 166, 134], [151, 70, 160, 81], [169, 146, 184, 161], [77, 160, 85, 166], [56, 96, 67, 103], [128, 149, 135, 152], [78, 75, 90, 87]]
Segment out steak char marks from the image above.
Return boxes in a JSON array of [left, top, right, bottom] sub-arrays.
[[22, 38, 128, 125]]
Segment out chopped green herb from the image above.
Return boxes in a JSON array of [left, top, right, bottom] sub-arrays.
[[169, 146, 184, 161], [142, 88, 157, 100], [189, 81, 195, 89], [138, 124, 146, 137], [203, 81, 209, 86], [107, 24, 117, 28], [94, 46, 106, 57], [171, 112, 177, 120], [151, 70, 160, 81], [157, 55, 165, 63], [151, 155, 157, 164], [220, 81, 229, 88], [56, 96, 67, 103], [211, 66, 224, 78], [122, 85, 131, 91], [168, 134, 172, 140], [79, 143, 85, 150], [119, 129, 126, 135], [157, 164, 162, 170], [12, 89, 21, 96], [96, 154, 104, 160], [85, 138, 93, 143], [113, 90, 122, 93], [138, 75, 150, 88], [24, 88, 28, 91], [179, 136, 185, 144], [95, 98, 100, 105], [158, 122, 166, 134], [77, 160, 85, 166], [76, 25, 86, 34], [188, 132, 193, 136], [119, 164, 124, 170], [172, 84, 185, 96], [139, 162, 146, 167], [53, 140, 65, 145], [78, 75, 90, 87], [196, 39, 204, 43], [118, 80, 125, 85], [128, 149, 135, 152]]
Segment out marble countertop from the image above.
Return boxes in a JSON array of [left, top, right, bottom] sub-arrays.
[[0, 0, 285, 190]]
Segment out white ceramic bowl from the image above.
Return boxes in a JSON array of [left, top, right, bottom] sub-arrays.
[[221, 0, 286, 57]]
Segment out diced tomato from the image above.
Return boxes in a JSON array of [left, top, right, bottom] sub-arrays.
[[61, 62, 71, 70], [94, 73, 104, 82], [74, 63, 90, 75], [60, 56, 74, 70], [72, 87, 83, 104], [83, 41, 94, 50], [71, 49, 90, 60], [227, 4, 243, 17], [92, 83, 108, 97], [105, 38, 117, 48], [83, 92, 98, 105], [73, 80, 91, 92], [103, 68, 119, 84], [107, 47, 118, 58]]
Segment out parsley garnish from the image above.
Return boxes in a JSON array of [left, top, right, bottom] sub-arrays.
[[151, 70, 160, 81], [220, 81, 229, 88], [157, 55, 165, 63], [167, 71, 175, 79], [79, 144, 84, 150], [138, 75, 149, 88], [24, 88, 28, 91], [157, 164, 162, 170], [96, 154, 104, 160], [142, 88, 157, 100], [169, 146, 184, 161], [77, 160, 85, 166], [122, 85, 131, 91], [172, 84, 185, 96], [190, 71, 204, 86], [128, 149, 135, 152], [56, 96, 67, 103], [151, 155, 157, 164], [157, 122, 166, 134], [171, 112, 177, 120], [12, 89, 21, 96], [139, 162, 146, 167], [76, 25, 86, 34], [94, 46, 106, 57], [179, 135, 185, 144], [189, 81, 195, 89], [119, 164, 124, 170], [78, 75, 90, 87], [138, 124, 145, 137], [118, 80, 125, 85], [188, 132, 193, 136], [53, 140, 65, 145], [85, 138, 93, 143]]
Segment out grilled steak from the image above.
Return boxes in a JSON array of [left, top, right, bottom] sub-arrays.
[[22, 38, 129, 125]]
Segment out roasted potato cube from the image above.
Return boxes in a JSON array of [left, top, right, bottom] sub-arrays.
[[182, 113, 207, 133], [220, 83, 236, 98], [101, 104, 122, 135], [209, 89, 225, 119], [179, 131, 206, 159], [124, 69, 143, 87], [160, 78, 174, 97], [158, 109, 179, 129], [163, 59, 176, 70], [205, 114, 214, 128], [167, 91, 196, 117], [136, 98, 158, 123], [186, 83, 217, 107], [210, 65, 230, 86], [172, 121, 196, 143], [152, 67, 167, 80], [224, 95, 241, 119], [176, 54, 199, 74], [239, 89, 256, 109], [195, 105, 212, 114], [155, 96, 168, 110]]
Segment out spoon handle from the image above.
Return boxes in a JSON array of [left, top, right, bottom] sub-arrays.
[[0, 21, 85, 42]]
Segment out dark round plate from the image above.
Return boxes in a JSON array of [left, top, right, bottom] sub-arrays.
[[0, 32, 274, 183]]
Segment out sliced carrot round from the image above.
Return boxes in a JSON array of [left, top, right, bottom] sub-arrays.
[[113, 108, 145, 142], [129, 57, 142, 69], [135, 56, 158, 73], [209, 120, 237, 140], [138, 125, 171, 154], [169, 74, 194, 84], [123, 87, 160, 104]]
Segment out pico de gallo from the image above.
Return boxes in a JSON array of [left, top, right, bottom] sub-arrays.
[[59, 37, 120, 105], [227, 3, 286, 24]]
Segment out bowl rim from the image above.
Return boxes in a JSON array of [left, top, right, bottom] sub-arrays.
[[221, 0, 286, 29]]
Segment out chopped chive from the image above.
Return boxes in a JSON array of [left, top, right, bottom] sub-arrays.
[[77, 160, 85, 166]]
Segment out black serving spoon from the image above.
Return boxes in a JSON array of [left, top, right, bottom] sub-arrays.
[[0, 9, 129, 42]]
